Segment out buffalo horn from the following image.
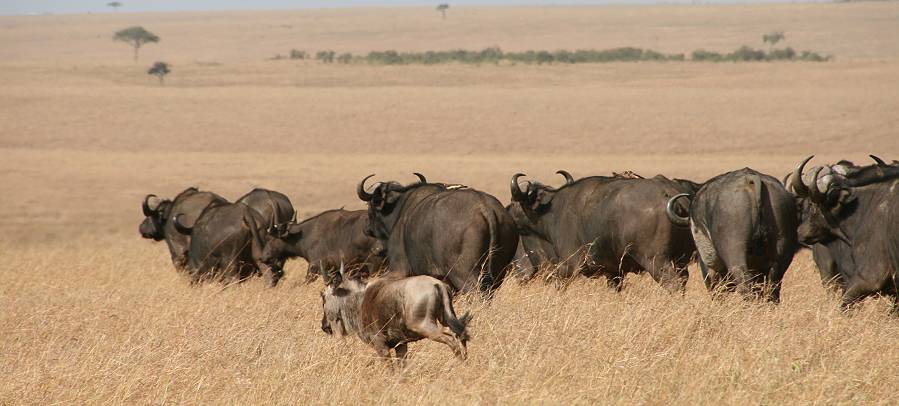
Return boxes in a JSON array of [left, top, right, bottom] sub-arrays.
[[357, 174, 376, 202], [870, 155, 887, 166], [413, 172, 427, 184], [790, 155, 814, 197], [666, 193, 691, 227], [510, 173, 528, 202], [142, 194, 158, 216], [556, 170, 575, 185], [810, 166, 826, 202]]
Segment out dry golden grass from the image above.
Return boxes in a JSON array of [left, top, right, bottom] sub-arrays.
[[4, 241, 899, 404], [2, 3, 899, 404]]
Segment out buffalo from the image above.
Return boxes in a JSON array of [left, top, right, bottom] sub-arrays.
[[357, 174, 519, 297], [784, 156, 895, 292], [139, 187, 227, 270], [236, 188, 295, 229], [789, 155, 899, 311], [667, 168, 798, 301], [509, 171, 696, 292], [173, 202, 283, 286], [321, 265, 471, 363], [260, 209, 386, 283]]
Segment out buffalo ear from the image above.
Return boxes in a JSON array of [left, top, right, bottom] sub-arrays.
[[286, 224, 303, 237], [832, 188, 856, 213]]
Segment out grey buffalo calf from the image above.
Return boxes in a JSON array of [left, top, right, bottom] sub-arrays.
[[789, 155, 899, 311], [321, 265, 471, 363], [260, 209, 386, 283], [139, 187, 227, 271], [667, 168, 799, 301], [509, 171, 696, 292]]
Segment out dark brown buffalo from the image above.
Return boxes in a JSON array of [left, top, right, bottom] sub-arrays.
[[668, 168, 799, 301], [785, 156, 898, 292], [321, 265, 471, 363], [260, 209, 386, 283], [173, 202, 283, 286], [236, 188, 296, 229], [357, 174, 519, 297], [789, 155, 899, 311], [139, 187, 227, 270], [509, 171, 696, 292]]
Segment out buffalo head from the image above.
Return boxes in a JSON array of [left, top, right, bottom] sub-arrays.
[[139, 194, 172, 240], [788, 156, 855, 245], [509, 172, 572, 213], [357, 173, 427, 239]]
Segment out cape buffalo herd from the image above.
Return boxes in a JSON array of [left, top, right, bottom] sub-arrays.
[[137, 155, 899, 362]]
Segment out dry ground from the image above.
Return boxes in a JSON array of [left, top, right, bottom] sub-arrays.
[[2, 3, 899, 404]]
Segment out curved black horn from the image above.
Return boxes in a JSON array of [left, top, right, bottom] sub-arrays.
[[870, 155, 887, 166], [556, 170, 575, 185], [357, 174, 376, 202], [790, 155, 814, 197], [810, 166, 826, 202], [510, 173, 528, 202], [666, 193, 691, 227], [142, 194, 158, 216], [412, 172, 427, 184]]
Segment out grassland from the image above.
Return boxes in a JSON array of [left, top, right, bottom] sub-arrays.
[[2, 3, 899, 404]]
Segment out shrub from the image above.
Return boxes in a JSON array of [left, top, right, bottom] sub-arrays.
[[316, 50, 336, 64], [799, 50, 831, 62], [289, 49, 306, 60], [336, 53, 353, 64], [727, 46, 766, 62], [691, 49, 723, 62], [272, 46, 828, 65]]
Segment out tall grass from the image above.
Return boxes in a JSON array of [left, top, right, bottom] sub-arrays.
[[1, 239, 896, 404]]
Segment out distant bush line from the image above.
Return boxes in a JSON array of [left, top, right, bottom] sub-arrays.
[[270, 46, 830, 65]]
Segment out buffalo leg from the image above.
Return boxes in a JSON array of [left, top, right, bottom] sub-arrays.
[[840, 280, 875, 312], [637, 256, 688, 294], [256, 261, 283, 287]]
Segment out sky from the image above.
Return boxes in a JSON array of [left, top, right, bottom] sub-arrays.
[[0, 0, 814, 15]]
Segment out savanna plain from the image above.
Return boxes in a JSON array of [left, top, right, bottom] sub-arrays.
[[2, 3, 899, 404]]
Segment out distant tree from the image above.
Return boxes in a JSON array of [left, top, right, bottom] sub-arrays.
[[763, 31, 785, 52], [113, 26, 159, 62], [316, 50, 336, 64], [107, 2, 123, 12], [336, 53, 354, 64], [289, 49, 306, 60], [147, 62, 170, 86], [436, 3, 449, 20]]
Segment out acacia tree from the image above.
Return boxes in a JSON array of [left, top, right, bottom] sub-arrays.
[[107, 2, 123, 12], [436, 3, 449, 20], [147, 62, 170, 86], [113, 26, 159, 62], [763, 31, 785, 52]]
